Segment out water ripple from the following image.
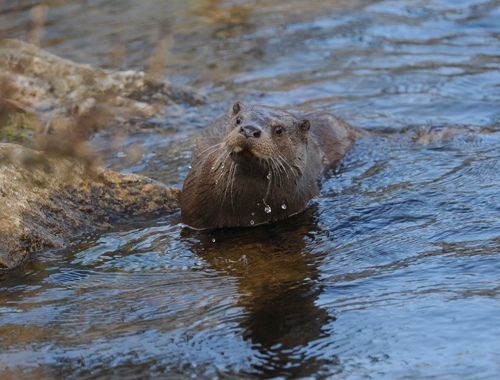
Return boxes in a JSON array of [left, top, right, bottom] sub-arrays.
[[2, 0, 500, 379]]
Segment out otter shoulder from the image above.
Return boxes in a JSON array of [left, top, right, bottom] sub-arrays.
[[282, 107, 366, 166]]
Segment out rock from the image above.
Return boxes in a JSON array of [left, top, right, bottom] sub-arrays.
[[406, 124, 495, 144], [0, 38, 204, 135], [0, 143, 180, 270]]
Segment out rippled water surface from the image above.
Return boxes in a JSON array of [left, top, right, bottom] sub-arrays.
[[1, 0, 500, 379]]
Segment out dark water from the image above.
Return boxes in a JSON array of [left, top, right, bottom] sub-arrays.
[[1, 0, 500, 379]]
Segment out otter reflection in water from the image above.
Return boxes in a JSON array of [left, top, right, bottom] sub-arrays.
[[181, 102, 364, 229], [183, 212, 338, 378]]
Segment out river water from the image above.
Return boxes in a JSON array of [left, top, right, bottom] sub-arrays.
[[1, 0, 500, 379]]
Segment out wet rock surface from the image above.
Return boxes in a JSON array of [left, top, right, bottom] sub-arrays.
[[0, 39, 200, 270], [0, 143, 180, 270], [0, 38, 204, 135]]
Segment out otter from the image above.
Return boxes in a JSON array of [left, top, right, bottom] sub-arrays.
[[181, 101, 365, 229]]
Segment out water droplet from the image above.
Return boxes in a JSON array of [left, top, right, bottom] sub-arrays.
[[265, 205, 272, 213], [251, 212, 255, 216], [281, 204, 286, 209], [188, 165, 192, 169], [215, 180, 218, 185], [221, 164, 225, 168], [267, 173, 271, 180], [250, 220, 255, 225], [257, 203, 260, 206], [212, 238, 216, 242], [211, 166, 215, 170]]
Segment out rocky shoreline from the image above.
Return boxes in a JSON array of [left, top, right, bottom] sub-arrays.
[[0, 143, 180, 270], [0, 39, 200, 270]]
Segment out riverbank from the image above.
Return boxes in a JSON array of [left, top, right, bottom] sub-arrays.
[[0, 39, 202, 269]]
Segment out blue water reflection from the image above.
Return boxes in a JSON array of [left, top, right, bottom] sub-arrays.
[[1, 0, 500, 378]]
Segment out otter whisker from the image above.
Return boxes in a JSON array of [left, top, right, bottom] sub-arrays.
[[197, 142, 224, 157], [211, 148, 229, 171], [218, 152, 231, 179], [195, 144, 224, 165], [277, 154, 297, 182], [276, 161, 284, 188], [292, 164, 304, 178], [230, 163, 238, 211], [270, 158, 284, 187], [222, 161, 234, 205], [268, 158, 276, 181], [269, 158, 281, 188], [269, 160, 277, 187], [212, 145, 229, 170], [283, 157, 300, 181], [275, 154, 289, 177]]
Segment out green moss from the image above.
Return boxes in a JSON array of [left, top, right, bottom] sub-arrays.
[[0, 112, 38, 143]]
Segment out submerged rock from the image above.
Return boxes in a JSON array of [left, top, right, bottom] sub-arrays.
[[0, 143, 180, 270]]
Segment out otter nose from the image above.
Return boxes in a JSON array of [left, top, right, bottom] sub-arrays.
[[240, 125, 261, 139]]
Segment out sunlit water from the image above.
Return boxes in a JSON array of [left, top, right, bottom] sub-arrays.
[[1, 0, 500, 379]]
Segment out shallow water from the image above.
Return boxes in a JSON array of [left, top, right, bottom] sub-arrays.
[[1, 0, 500, 379]]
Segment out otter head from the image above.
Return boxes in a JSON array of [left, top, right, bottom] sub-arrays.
[[224, 101, 311, 176], [182, 101, 319, 230]]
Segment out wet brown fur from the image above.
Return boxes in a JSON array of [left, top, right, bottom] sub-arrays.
[[181, 102, 365, 229]]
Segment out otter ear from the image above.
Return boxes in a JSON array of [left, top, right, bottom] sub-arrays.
[[231, 101, 243, 116], [299, 120, 311, 135]]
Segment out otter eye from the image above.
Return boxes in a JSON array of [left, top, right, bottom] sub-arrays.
[[274, 125, 283, 136], [236, 116, 243, 125]]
